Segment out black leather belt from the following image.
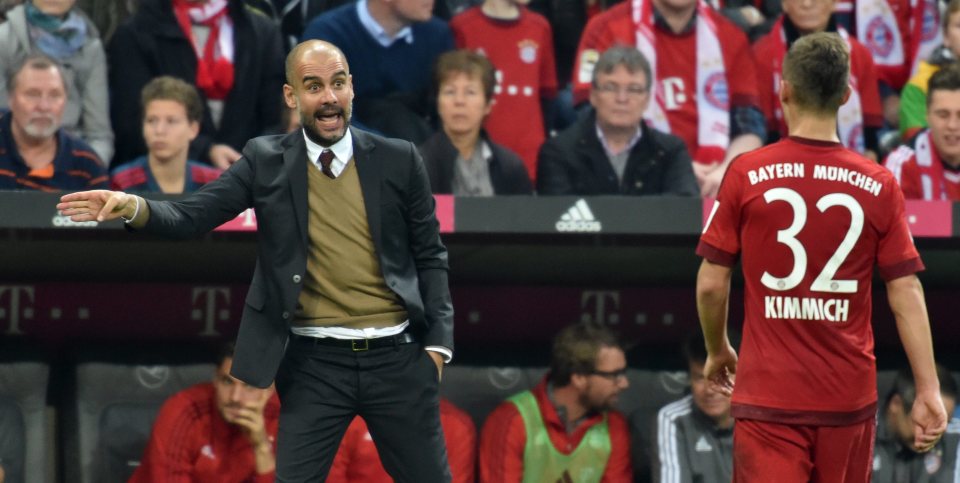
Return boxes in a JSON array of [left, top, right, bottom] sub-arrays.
[[290, 332, 416, 351]]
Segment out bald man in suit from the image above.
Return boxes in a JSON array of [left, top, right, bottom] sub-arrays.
[[59, 40, 453, 482]]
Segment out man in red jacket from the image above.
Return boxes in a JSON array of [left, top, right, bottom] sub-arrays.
[[479, 323, 633, 483], [130, 344, 280, 483], [328, 398, 477, 483]]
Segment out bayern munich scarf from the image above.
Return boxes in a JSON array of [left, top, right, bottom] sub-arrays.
[[910, 0, 944, 76], [854, 0, 943, 78], [769, 19, 866, 152], [172, 0, 235, 100], [854, 0, 905, 68], [899, 130, 958, 199], [632, 0, 729, 165]]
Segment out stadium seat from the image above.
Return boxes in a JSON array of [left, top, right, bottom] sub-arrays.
[[440, 366, 547, 429], [65, 362, 214, 483], [0, 362, 50, 483]]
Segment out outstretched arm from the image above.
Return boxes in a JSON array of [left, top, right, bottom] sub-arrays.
[[887, 274, 947, 452], [58, 190, 150, 228], [696, 259, 737, 396]]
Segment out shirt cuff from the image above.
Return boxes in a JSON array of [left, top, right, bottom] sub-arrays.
[[425, 346, 453, 363]]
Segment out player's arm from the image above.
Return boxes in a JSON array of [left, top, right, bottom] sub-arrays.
[[58, 190, 151, 228], [886, 274, 947, 452], [696, 259, 737, 396], [136, 397, 200, 483], [600, 413, 634, 482], [478, 404, 525, 483], [653, 408, 695, 483]]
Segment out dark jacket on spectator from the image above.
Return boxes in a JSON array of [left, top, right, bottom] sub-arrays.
[[536, 111, 699, 196], [107, 0, 284, 168], [418, 130, 533, 195]]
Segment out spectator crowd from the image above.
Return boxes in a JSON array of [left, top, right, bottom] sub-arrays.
[[1, 0, 959, 202], [2, 0, 959, 480]]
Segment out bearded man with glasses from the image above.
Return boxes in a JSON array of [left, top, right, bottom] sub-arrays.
[[478, 322, 633, 482]]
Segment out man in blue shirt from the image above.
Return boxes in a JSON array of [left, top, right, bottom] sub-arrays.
[[302, 0, 453, 143], [0, 54, 107, 191]]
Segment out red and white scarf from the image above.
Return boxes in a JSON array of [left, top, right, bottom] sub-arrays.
[[632, 0, 729, 165], [769, 19, 865, 152], [855, 0, 905, 68], [909, 0, 943, 76], [173, 0, 235, 100], [908, 130, 958, 199]]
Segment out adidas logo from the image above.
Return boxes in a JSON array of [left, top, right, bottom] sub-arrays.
[[695, 435, 713, 452], [555, 199, 602, 233], [51, 213, 97, 228]]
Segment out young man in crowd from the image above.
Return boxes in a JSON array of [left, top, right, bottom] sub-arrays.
[[697, 32, 945, 482], [110, 76, 221, 193], [886, 64, 960, 201]]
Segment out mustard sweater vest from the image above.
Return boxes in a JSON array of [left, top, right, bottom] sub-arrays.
[[294, 159, 407, 328]]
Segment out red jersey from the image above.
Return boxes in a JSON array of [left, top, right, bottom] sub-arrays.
[[129, 383, 280, 483], [478, 379, 633, 483], [450, 7, 557, 180], [753, 25, 884, 141], [697, 137, 923, 425], [571, 2, 759, 159], [884, 130, 960, 201], [328, 399, 477, 483]]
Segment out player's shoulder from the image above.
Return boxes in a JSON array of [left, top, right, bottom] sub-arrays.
[[440, 400, 477, 431], [159, 383, 214, 417], [845, 149, 897, 181], [725, 141, 787, 172], [520, 7, 552, 29], [656, 394, 694, 422], [606, 408, 631, 431]]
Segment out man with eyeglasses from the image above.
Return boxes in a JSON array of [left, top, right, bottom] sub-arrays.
[[645, 330, 736, 483], [571, 0, 765, 198], [537, 46, 698, 197], [478, 322, 633, 482]]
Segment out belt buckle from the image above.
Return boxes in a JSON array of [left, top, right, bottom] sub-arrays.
[[352, 339, 369, 351]]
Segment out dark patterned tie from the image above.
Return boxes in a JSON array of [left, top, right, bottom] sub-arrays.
[[318, 150, 336, 179]]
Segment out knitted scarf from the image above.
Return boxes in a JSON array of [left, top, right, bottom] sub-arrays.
[[172, 0, 235, 100], [632, 0, 729, 165]]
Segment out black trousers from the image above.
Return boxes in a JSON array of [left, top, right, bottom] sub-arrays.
[[274, 336, 451, 482]]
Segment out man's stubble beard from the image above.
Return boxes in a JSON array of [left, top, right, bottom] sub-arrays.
[[300, 100, 353, 147]]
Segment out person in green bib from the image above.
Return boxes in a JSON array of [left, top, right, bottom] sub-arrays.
[[478, 322, 633, 482]]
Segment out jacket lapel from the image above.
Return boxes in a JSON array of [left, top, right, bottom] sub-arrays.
[[578, 114, 620, 192], [283, 132, 309, 246], [351, 128, 382, 252]]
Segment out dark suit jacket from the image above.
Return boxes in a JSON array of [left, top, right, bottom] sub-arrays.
[[107, 0, 284, 167], [417, 130, 533, 195], [536, 111, 699, 196], [141, 128, 453, 388]]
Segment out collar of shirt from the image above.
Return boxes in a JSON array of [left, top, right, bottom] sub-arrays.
[[356, 0, 414, 47], [303, 128, 353, 178], [653, 6, 697, 34], [595, 122, 642, 158]]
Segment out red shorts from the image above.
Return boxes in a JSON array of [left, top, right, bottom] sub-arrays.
[[733, 417, 876, 483]]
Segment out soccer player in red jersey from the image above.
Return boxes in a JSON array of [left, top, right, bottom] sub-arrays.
[[696, 32, 947, 483]]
